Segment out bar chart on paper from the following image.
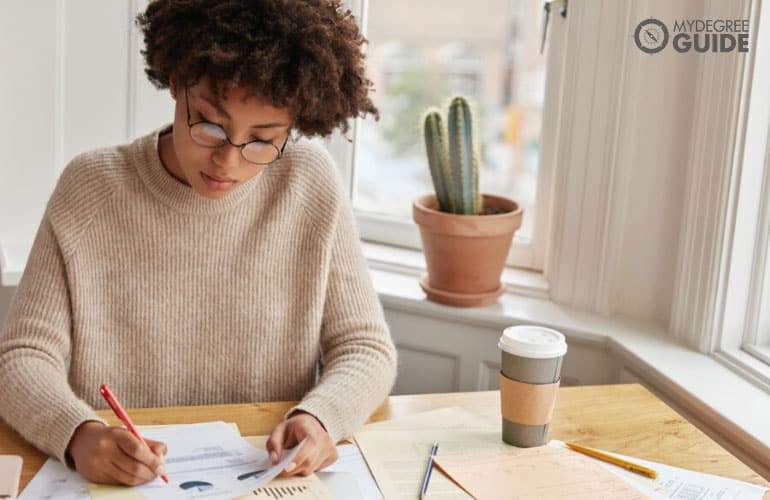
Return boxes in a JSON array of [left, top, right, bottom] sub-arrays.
[[253, 485, 308, 497], [252, 483, 332, 499], [247, 473, 335, 499]]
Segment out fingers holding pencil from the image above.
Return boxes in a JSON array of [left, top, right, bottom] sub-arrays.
[[98, 384, 170, 484], [115, 431, 168, 477], [66, 422, 168, 486]]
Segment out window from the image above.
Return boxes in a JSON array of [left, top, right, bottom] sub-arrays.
[[750, 236, 770, 361], [344, 0, 562, 271], [736, 106, 770, 368], [715, 0, 770, 386]]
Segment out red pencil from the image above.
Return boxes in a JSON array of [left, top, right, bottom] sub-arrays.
[[99, 384, 169, 484]]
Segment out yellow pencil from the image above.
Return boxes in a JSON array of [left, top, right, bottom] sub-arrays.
[[565, 442, 659, 479]]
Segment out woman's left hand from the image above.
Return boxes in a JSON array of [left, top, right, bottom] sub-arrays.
[[266, 411, 338, 477]]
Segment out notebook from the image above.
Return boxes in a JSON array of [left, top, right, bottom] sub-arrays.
[[0, 455, 22, 500]]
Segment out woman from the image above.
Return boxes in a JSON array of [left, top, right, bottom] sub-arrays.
[[0, 0, 396, 486]]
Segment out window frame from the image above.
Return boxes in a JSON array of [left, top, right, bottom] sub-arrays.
[[740, 121, 770, 365], [753, 238, 770, 353], [327, 0, 569, 272], [711, 0, 770, 389]]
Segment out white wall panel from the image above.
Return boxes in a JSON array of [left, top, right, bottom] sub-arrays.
[[0, 3, 59, 249], [478, 361, 501, 391], [61, 1, 130, 166], [392, 346, 458, 395], [131, 0, 175, 138]]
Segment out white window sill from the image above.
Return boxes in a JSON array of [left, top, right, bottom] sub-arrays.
[[364, 244, 770, 478], [361, 241, 550, 300]]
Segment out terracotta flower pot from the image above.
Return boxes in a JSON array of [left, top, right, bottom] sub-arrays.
[[413, 193, 523, 307]]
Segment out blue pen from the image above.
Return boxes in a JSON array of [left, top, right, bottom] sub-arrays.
[[420, 441, 439, 499]]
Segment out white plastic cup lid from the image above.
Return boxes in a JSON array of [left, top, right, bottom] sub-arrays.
[[498, 325, 568, 359]]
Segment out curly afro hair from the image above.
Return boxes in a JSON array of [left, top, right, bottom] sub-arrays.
[[136, 0, 379, 137]]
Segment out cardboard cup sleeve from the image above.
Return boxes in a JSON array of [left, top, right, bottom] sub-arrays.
[[499, 373, 560, 426]]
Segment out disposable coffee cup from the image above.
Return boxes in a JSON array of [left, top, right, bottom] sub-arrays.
[[498, 325, 567, 447]]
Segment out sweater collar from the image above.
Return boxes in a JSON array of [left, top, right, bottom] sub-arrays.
[[134, 125, 264, 215]]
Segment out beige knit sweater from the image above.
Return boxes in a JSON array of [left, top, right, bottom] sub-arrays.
[[0, 127, 397, 465]]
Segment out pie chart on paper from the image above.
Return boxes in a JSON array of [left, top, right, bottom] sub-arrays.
[[179, 480, 214, 492]]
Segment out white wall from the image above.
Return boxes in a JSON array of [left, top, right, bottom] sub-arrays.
[[609, 4, 699, 324], [0, 0, 172, 270], [0, 4, 60, 253], [545, 0, 710, 327]]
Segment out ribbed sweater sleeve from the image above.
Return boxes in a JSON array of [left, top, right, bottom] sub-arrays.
[[0, 213, 105, 464], [288, 153, 397, 443]]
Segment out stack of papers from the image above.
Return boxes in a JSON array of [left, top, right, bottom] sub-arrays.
[[354, 407, 498, 498], [548, 441, 769, 500], [354, 407, 769, 500], [21, 422, 308, 500], [20, 422, 380, 500]]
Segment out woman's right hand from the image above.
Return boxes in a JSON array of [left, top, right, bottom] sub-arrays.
[[66, 421, 167, 485]]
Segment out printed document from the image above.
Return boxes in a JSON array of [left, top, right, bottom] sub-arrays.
[[244, 437, 382, 499], [20, 421, 304, 500], [550, 441, 769, 500]]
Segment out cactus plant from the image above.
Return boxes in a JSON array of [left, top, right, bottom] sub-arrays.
[[415, 95, 523, 307], [423, 95, 482, 215]]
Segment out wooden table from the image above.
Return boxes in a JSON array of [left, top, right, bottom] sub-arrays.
[[2, 384, 768, 496]]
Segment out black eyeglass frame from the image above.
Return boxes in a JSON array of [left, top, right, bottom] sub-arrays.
[[184, 87, 288, 165]]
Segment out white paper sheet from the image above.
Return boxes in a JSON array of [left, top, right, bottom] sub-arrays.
[[551, 441, 769, 500], [317, 444, 383, 500], [244, 437, 382, 500], [353, 407, 500, 499], [18, 459, 90, 500]]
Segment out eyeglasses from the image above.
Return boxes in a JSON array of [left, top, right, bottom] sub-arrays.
[[185, 88, 288, 165]]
